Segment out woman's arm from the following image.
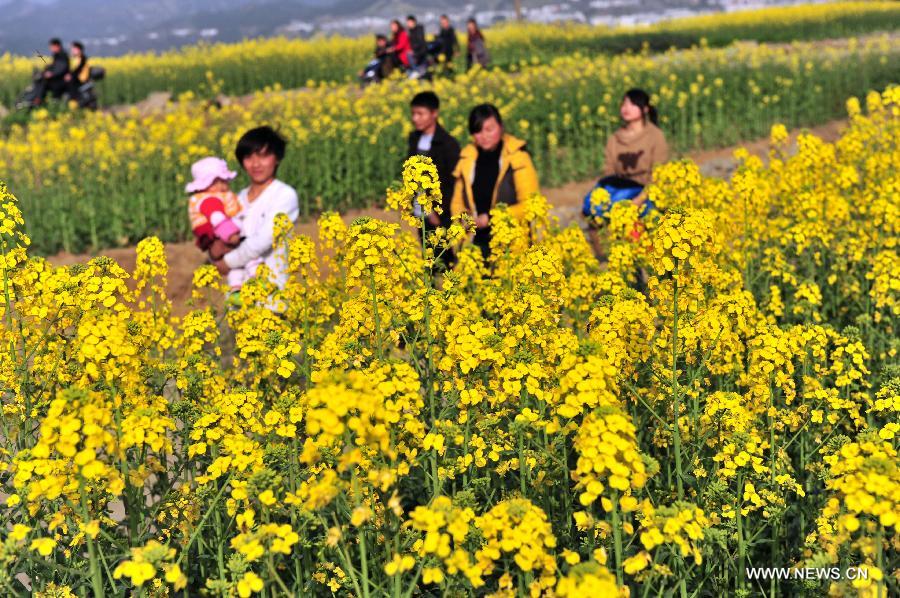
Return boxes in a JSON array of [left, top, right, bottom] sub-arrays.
[[601, 136, 616, 178], [449, 168, 467, 218], [508, 151, 540, 219]]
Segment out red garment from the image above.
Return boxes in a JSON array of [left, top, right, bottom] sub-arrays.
[[393, 30, 411, 66]]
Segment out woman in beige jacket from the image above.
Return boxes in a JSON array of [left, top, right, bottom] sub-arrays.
[[583, 88, 669, 219]]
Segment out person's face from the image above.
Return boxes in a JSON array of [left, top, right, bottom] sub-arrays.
[[620, 96, 646, 123], [391, 22, 400, 33], [467, 22, 476, 34], [377, 38, 387, 48], [411, 107, 438, 133], [473, 117, 503, 151], [406, 19, 415, 29], [50, 43, 61, 54], [242, 148, 278, 184], [71, 45, 82, 57], [440, 17, 449, 29], [206, 178, 231, 193]]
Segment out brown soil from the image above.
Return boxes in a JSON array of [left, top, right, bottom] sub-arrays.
[[46, 118, 847, 316]]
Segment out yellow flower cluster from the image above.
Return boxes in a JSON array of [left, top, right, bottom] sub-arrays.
[[625, 502, 709, 574], [474, 499, 559, 592], [574, 408, 648, 506], [821, 436, 898, 530], [646, 208, 720, 275], [386, 155, 443, 226], [112, 540, 186, 590]]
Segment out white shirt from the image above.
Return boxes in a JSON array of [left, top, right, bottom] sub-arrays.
[[224, 179, 299, 288], [417, 133, 434, 152]]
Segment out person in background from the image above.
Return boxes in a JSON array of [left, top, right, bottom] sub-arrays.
[[466, 18, 489, 70], [407, 91, 461, 268], [33, 37, 69, 105], [65, 41, 90, 96], [437, 15, 460, 68], [388, 19, 411, 70], [213, 126, 299, 291], [450, 103, 539, 260], [582, 89, 668, 218], [360, 34, 393, 84], [582, 88, 669, 269], [406, 15, 428, 76]]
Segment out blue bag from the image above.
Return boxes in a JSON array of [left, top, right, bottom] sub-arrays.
[[582, 182, 654, 218]]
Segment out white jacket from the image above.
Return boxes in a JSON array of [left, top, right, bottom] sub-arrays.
[[224, 179, 299, 288]]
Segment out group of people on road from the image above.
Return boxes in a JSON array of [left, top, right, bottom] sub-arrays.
[[30, 38, 93, 107], [362, 15, 489, 83], [186, 86, 669, 302]]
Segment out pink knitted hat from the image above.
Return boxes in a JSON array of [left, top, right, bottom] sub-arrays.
[[185, 157, 237, 193]]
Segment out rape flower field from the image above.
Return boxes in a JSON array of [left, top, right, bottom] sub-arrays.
[[2, 34, 899, 254], [0, 84, 897, 597], [0, 1, 897, 107]]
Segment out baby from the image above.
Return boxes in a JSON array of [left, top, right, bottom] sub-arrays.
[[186, 157, 259, 290]]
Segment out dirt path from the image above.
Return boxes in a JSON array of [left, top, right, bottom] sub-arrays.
[[47, 118, 847, 315]]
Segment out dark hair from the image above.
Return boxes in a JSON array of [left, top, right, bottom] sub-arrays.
[[468, 103, 502, 134], [49, 38, 62, 47], [72, 41, 84, 52], [467, 18, 483, 39], [375, 34, 387, 42], [623, 88, 658, 125], [411, 91, 440, 111], [390, 19, 402, 32], [235, 126, 287, 165], [406, 15, 417, 23], [440, 14, 449, 20]]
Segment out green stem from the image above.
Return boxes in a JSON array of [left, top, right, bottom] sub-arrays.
[[359, 526, 371, 598], [369, 268, 382, 359], [671, 264, 684, 500], [175, 475, 232, 566], [611, 492, 624, 586], [79, 483, 106, 598], [736, 471, 746, 592], [875, 526, 884, 598]]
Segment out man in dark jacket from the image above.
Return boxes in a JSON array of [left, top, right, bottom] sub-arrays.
[[437, 15, 459, 66], [405, 15, 428, 74], [33, 38, 70, 105], [407, 91, 461, 268]]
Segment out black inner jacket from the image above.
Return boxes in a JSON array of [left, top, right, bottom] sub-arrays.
[[473, 141, 503, 218]]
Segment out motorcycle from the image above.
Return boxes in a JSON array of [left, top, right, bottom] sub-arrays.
[[359, 40, 448, 87], [15, 65, 105, 111]]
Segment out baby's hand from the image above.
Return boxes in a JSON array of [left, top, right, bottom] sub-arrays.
[[227, 233, 241, 246]]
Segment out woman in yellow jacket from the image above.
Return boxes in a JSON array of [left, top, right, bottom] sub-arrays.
[[450, 103, 539, 259]]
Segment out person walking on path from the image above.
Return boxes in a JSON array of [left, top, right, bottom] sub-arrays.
[[450, 103, 539, 260], [437, 15, 460, 69], [466, 18, 489, 70], [406, 15, 428, 76]]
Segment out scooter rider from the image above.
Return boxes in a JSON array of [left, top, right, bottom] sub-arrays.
[[33, 37, 70, 106]]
